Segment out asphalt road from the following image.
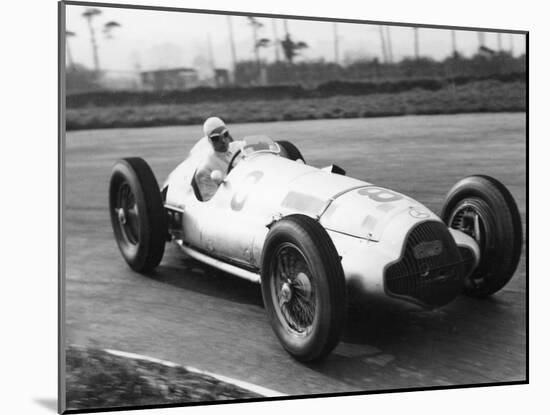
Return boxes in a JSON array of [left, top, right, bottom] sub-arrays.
[[64, 113, 526, 398]]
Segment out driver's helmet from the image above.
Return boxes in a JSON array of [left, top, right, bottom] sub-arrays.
[[204, 117, 227, 138], [203, 117, 233, 152]]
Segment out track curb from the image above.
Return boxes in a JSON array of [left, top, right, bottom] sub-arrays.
[[103, 348, 287, 398]]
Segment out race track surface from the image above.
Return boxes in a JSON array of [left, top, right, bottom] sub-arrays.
[[64, 113, 526, 397]]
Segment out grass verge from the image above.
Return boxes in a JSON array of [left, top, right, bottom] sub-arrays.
[[66, 80, 526, 131], [65, 345, 262, 411]]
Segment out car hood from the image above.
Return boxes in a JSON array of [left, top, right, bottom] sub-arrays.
[[318, 185, 440, 241], [277, 169, 440, 242]]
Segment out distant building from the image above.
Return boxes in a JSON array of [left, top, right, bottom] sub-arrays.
[[140, 67, 200, 90], [214, 69, 230, 87], [99, 70, 141, 90]]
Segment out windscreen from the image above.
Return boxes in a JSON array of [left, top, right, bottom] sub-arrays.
[[241, 135, 280, 157]]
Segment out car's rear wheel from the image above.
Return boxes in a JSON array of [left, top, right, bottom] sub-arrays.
[[261, 215, 346, 362], [277, 140, 305, 163], [441, 175, 522, 297], [109, 157, 167, 272]]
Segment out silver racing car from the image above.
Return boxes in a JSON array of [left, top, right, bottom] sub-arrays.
[[109, 135, 522, 362]]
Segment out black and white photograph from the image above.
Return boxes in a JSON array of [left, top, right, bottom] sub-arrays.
[[58, 0, 527, 413]]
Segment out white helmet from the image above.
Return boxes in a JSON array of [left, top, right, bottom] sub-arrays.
[[203, 117, 226, 137]]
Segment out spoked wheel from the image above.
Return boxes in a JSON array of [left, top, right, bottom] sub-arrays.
[[261, 215, 346, 362], [109, 157, 167, 272], [449, 200, 488, 251], [270, 243, 317, 336], [113, 182, 140, 246], [441, 175, 522, 297]]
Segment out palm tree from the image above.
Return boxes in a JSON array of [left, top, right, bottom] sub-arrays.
[[379, 26, 387, 63], [413, 27, 419, 59], [65, 30, 76, 69], [280, 34, 307, 63], [385, 26, 393, 63], [451, 30, 457, 57], [207, 33, 216, 73], [279, 20, 308, 64], [333, 23, 339, 64], [271, 19, 280, 62], [227, 16, 238, 73], [82, 8, 102, 72], [247, 17, 270, 69], [477, 32, 486, 50], [103, 21, 121, 39]]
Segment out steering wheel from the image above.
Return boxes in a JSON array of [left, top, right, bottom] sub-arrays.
[[227, 149, 243, 174]]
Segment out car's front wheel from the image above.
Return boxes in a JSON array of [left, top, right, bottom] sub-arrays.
[[261, 215, 346, 362], [109, 157, 167, 272], [441, 175, 522, 297]]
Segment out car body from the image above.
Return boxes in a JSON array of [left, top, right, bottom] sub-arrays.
[[162, 135, 479, 309]]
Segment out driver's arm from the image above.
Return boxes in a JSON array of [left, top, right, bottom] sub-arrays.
[[195, 161, 219, 202]]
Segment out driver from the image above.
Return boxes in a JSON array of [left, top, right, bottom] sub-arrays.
[[194, 117, 243, 201]]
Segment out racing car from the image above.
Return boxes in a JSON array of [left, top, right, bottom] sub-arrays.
[[109, 135, 522, 362]]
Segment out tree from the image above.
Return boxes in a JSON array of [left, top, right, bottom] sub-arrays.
[[451, 30, 458, 57], [413, 27, 419, 60], [247, 17, 270, 69], [333, 23, 339, 64], [82, 8, 102, 72], [378, 26, 387, 63], [246, 17, 271, 84], [226, 16, 238, 74], [385, 26, 394, 63], [271, 19, 281, 62], [103, 21, 121, 39], [280, 33, 308, 63], [65, 30, 76, 69]]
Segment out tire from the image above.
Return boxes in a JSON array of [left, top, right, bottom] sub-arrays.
[[277, 140, 306, 163], [441, 175, 522, 297], [261, 214, 346, 362], [109, 157, 167, 272]]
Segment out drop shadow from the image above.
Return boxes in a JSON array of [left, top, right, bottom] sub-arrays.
[[140, 244, 264, 308], [34, 398, 57, 412], [305, 292, 523, 388]]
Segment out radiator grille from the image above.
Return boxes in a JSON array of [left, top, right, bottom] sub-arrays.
[[385, 221, 464, 308]]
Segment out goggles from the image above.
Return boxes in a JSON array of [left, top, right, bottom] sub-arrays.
[[209, 129, 229, 143]]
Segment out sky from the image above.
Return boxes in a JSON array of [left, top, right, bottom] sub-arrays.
[[65, 4, 526, 73]]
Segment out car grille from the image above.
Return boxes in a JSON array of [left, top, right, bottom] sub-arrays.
[[385, 221, 464, 308]]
